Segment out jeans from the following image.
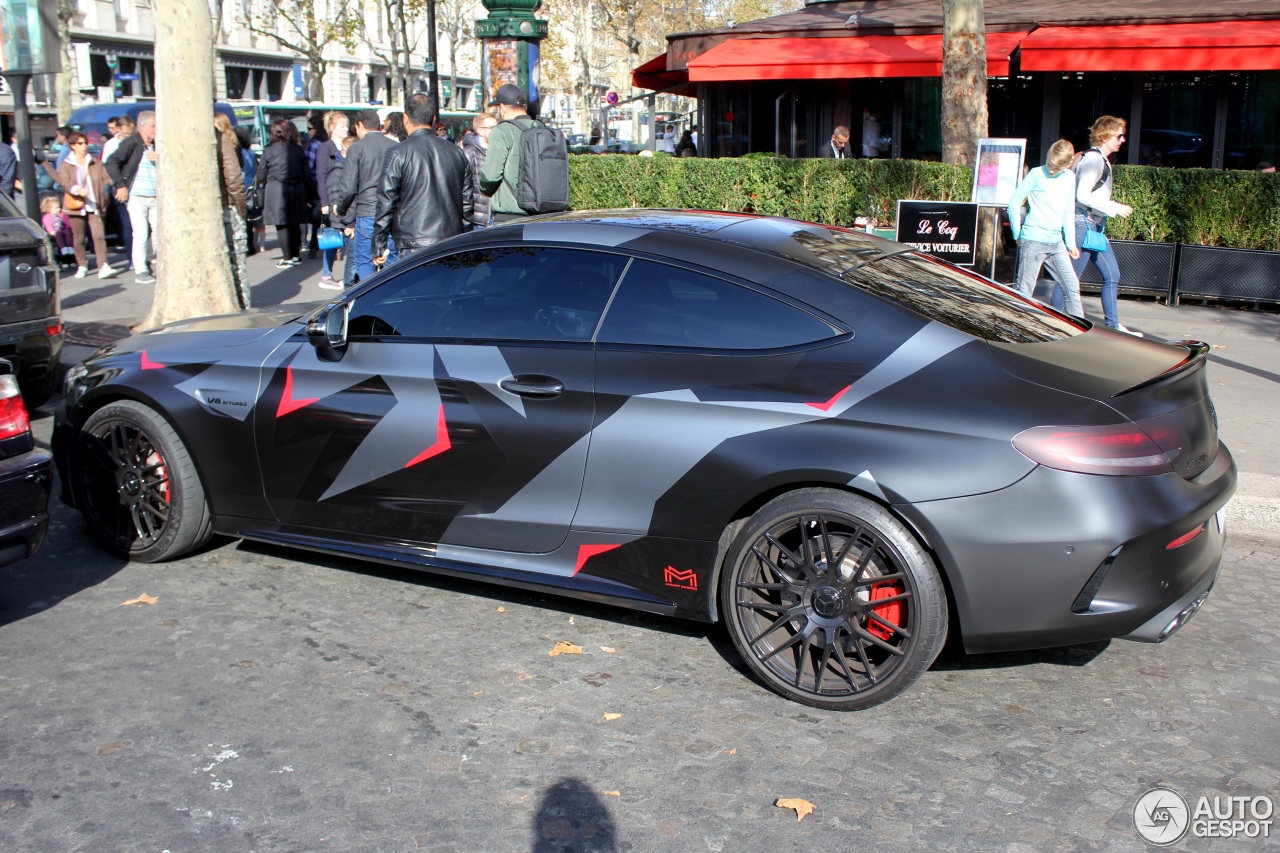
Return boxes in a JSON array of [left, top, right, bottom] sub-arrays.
[[127, 194, 158, 274], [223, 206, 249, 309], [1015, 238, 1082, 317], [112, 197, 132, 260], [1065, 216, 1122, 328], [354, 217, 396, 282], [339, 233, 354, 286]]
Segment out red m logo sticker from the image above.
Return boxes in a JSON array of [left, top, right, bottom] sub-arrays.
[[663, 566, 698, 591]]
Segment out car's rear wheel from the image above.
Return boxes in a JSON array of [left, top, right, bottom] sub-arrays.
[[720, 489, 947, 710], [75, 400, 213, 562]]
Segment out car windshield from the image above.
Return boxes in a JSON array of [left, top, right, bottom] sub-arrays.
[[843, 253, 1084, 344]]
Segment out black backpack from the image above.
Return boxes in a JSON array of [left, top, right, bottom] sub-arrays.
[[502, 117, 570, 214]]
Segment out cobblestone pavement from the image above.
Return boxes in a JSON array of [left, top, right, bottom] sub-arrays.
[[1, 246, 1277, 851]]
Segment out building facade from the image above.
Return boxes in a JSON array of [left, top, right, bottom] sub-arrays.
[[634, 0, 1280, 170], [0, 0, 485, 145]]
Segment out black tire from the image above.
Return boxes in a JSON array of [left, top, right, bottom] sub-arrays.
[[19, 369, 57, 411], [74, 400, 214, 562], [720, 488, 947, 711]]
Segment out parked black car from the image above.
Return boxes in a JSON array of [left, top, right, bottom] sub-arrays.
[[53, 210, 1236, 710], [0, 190, 62, 408], [0, 359, 53, 567]]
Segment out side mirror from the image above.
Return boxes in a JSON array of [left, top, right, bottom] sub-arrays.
[[305, 301, 349, 361]]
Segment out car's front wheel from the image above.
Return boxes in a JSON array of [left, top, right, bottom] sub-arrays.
[[720, 489, 947, 710], [75, 400, 214, 562]]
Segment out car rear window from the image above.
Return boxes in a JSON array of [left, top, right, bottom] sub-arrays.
[[842, 253, 1084, 343]]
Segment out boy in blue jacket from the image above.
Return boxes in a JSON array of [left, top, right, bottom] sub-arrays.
[[1007, 139, 1082, 315]]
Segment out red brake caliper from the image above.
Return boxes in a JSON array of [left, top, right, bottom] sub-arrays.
[[867, 583, 905, 641], [146, 451, 169, 503]]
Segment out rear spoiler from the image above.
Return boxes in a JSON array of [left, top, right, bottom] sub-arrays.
[[1113, 340, 1210, 397]]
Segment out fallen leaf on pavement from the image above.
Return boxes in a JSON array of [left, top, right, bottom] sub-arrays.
[[725, 748, 737, 755], [120, 593, 159, 606], [599, 646, 616, 654], [549, 641, 583, 656], [518, 674, 533, 681], [498, 606, 505, 613], [775, 798, 816, 821], [601, 790, 620, 797], [472, 691, 484, 696], [600, 713, 622, 722]]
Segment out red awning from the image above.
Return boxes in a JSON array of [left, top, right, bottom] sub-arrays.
[[685, 32, 1027, 82], [1020, 21, 1280, 72], [632, 53, 696, 97]]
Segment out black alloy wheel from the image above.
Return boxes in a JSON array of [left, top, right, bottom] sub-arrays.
[[721, 489, 947, 711], [76, 400, 214, 562]]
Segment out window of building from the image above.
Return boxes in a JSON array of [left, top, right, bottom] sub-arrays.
[[1136, 73, 1217, 168], [1224, 71, 1280, 171], [598, 259, 837, 350]]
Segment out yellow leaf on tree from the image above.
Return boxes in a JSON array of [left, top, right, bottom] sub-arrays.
[[600, 712, 622, 722], [775, 797, 816, 822], [120, 593, 159, 606], [549, 641, 583, 656]]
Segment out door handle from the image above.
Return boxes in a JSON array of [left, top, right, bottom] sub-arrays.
[[499, 375, 565, 398]]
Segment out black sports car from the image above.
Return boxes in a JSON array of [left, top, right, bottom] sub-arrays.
[[1, 359, 53, 567], [53, 210, 1236, 710]]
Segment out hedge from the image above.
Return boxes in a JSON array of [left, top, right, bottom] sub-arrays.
[[568, 154, 1280, 250]]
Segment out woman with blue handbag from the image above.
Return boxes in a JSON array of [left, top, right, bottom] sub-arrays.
[[1067, 115, 1139, 335]]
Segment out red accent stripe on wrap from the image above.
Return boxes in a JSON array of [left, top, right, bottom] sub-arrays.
[[807, 384, 851, 412], [575, 543, 622, 575], [140, 351, 164, 370], [405, 405, 452, 467], [276, 365, 321, 417]]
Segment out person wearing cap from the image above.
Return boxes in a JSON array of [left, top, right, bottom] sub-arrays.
[[479, 84, 535, 223]]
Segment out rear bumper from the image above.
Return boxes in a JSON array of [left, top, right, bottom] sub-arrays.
[[0, 447, 54, 567], [898, 441, 1236, 654]]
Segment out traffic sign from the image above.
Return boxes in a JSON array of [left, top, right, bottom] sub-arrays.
[[605, 91, 619, 105], [114, 73, 138, 81]]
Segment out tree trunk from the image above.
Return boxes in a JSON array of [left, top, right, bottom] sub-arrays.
[[941, 0, 988, 167], [143, 0, 239, 329], [55, 1, 74, 123]]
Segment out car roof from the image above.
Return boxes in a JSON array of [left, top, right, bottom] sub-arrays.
[[466, 209, 903, 281]]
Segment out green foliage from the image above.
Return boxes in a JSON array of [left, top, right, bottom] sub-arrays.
[[568, 156, 969, 227], [568, 156, 1280, 249]]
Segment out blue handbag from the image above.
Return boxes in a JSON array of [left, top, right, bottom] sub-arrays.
[[1081, 227, 1108, 253], [317, 227, 344, 251]]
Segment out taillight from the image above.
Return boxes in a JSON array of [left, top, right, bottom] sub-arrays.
[[1013, 423, 1175, 475], [0, 374, 32, 440], [47, 323, 63, 338]]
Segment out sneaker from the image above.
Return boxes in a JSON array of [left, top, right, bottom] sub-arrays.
[[1115, 324, 1144, 337], [98, 265, 118, 279], [74, 266, 88, 278], [276, 258, 293, 269], [287, 257, 302, 267], [134, 273, 156, 284], [318, 276, 342, 290]]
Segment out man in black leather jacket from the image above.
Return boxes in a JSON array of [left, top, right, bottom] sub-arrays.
[[372, 94, 472, 265]]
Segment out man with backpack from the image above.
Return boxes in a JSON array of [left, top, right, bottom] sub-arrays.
[[479, 84, 569, 223]]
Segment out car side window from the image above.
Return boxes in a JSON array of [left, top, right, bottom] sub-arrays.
[[347, 247, 623, 342], [597, 258, 838, 349]]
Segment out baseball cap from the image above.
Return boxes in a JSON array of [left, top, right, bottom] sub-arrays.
[[488, 84, 528, 107]]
